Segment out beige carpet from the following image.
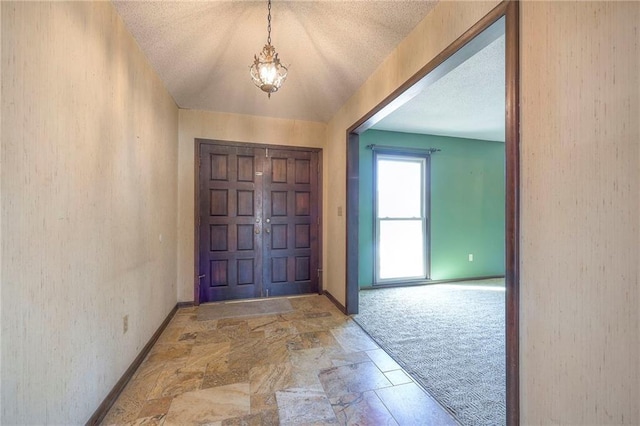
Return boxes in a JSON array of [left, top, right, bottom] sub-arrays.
[[197, 298, 294, 321]]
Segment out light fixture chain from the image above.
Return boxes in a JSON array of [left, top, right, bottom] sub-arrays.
[[250, 0, 287, 97], [267, 0, 272, 45]]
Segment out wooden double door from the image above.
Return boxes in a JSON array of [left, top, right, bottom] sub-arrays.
[[197, 141, 321, 303]]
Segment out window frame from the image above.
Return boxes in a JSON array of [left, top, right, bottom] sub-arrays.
[[373, 151, 431, 284]]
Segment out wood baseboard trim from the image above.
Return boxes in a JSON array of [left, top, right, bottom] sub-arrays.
[[323, 290, 347, 315], [85, 303, 180, 426], [177, 301, 195, 308]]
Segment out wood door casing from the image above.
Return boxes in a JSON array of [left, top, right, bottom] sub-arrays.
[[197, 141, 320, 303]]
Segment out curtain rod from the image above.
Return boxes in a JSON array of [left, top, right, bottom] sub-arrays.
[[366, 144, 441, 155]]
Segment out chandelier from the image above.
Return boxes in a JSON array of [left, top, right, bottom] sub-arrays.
[[250, 0, 288, 98]]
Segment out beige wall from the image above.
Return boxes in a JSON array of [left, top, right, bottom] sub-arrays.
[[177, 109, 326, 302], [520, 1, 639, 423], [1, 2, 179, 424], [324, 0, 639, 424]]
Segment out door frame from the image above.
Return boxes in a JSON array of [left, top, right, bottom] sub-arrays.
[[194, 138, 323, 306], [344, 1, 519, 424]]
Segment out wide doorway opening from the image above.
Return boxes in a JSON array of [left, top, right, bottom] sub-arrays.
[[345, 2, 519, 425]]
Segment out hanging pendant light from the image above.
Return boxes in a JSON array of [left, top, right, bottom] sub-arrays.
[[250, 0, 288, 98]]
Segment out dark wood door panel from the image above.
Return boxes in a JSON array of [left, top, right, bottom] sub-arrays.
[[263, 149, 319, 297], [199, 144, 263, 302]]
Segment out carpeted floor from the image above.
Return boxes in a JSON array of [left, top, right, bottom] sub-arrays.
[[354, 279, 505, 426]]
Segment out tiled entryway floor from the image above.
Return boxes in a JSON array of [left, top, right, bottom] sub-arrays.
[[102, 295, 457, 425]]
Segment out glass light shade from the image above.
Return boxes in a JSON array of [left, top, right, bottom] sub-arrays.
[[250, 44, 288, 97]]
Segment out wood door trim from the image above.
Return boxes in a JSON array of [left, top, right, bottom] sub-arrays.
[[344, 1, 520, 424], [504, 2, 520, 424], [194, 138, 323, 305]]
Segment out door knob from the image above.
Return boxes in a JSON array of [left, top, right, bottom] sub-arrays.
[[266, 228, 270, 234], [266, 218, 271, 223], [255, 227, 260, 234]]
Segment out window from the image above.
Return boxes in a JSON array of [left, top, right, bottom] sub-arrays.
[[374, 153, 429, 283]]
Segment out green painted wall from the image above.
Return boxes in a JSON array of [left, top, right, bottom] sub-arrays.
[[359, 130, 505, 287]]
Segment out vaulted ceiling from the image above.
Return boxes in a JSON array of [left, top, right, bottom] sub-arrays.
[[112, 1, 439, 123]]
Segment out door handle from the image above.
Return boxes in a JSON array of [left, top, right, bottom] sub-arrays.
[[255, 227, 261, 234], [265, 228, 270, 234], [266, 218, 271, 223], [198, 274, 205, 279]]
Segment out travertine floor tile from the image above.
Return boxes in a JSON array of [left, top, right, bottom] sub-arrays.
[[102, 298, 455, 426], [330, 391, 399, 426], [290, 366, 325, 391], [183, 341, 230, 372], [318, 361, 392, 398], [384, 369, 413, 386], [366, 348, 401, 372], [375, 382, 458, 425], [330, 350, 370, 367], [102, 361, 166, 424], [146, 343, 193, 363], [137, 396, 173, 418], [148, 367, 204, 399], [229, 337, 268, 369], [289, 346, 343, 371], [156, 325, 186, 344], [202, 367, 249, 389], [164, 383, 250, 425], [182, 318, 217, 333], [292, 330, 339, 350], [221, 409, 279, 426], [250, 392, 278, 413], [249, 363, 294, 395], [330, 324, 379, 352], [275, 388, 338, 425]]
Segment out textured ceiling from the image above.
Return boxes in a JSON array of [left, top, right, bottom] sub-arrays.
[[112, 0, 438, 122], [372, 31, 506, 142]]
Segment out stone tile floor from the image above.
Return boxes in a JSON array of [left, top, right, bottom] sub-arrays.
[[102, 295, 457, 425]]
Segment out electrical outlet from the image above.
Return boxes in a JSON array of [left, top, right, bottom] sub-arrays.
[[123, 315, 129, 334], [468, 254, 474, 262]]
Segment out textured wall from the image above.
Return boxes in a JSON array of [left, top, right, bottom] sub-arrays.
[[1, 2, 179, 424], [358, 130, 505, 285], [177, 109, 326, 302], [520, 2, 639, 423], [324, 0, 501, 305]]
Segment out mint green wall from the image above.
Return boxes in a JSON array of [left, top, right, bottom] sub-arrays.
[[359, 130, 505, 287]]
